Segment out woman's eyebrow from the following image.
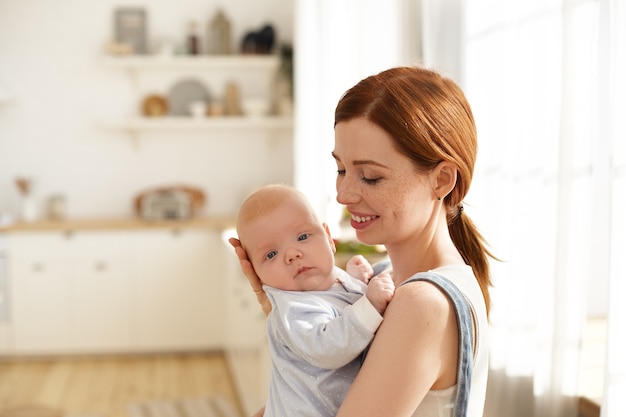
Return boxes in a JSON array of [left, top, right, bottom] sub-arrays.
[[331, 152, 388, 168]]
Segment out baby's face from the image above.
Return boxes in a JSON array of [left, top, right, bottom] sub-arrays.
[[240, 198, 336, 291]]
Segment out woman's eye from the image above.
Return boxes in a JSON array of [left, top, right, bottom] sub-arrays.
[[362, 176, 381, 185], [297, 233, 309, 242], [336, 169, 346, 176], [265, 250, 277, 260]]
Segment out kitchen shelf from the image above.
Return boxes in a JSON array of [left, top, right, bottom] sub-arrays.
[[101, 54, 280, 70], [102, 115, 293, 133]]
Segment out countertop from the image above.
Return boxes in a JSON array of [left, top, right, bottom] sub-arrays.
[[0, 216, 236, 233]]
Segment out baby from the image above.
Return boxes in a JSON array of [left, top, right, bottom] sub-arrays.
[[235, 184, 395, 417]]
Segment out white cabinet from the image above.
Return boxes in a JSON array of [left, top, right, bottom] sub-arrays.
[[10, 235, 74, 353], [132, 229, 224, 351], [3, 223, 228, 355], [71, 233, 133, 352], [8, 232, 134, 354]]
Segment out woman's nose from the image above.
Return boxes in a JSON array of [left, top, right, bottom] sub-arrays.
[[336, 177, 359, 205]]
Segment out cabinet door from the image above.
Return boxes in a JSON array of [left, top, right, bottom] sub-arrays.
[[70, 232, 132, 352], [132, 230, 224, 350], [71, 254, 132, 351], [9, 234, 74, 353]]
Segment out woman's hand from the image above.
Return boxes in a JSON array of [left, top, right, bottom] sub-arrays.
[[228, 237, 272, 315]]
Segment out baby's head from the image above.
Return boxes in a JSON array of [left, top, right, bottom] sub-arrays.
[[236, 184, 337, 291]]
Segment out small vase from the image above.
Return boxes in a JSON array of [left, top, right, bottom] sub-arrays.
[[21, 196, 37, 222]]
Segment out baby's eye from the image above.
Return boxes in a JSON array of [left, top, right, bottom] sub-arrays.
[[297, 233, 309, 242], [265, 250, 277, 260]]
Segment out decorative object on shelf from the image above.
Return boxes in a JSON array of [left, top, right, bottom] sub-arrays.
[[241, 24, 275, 54], [208, 101, 225, 117], [154, 39, 175, 57], [207, 9, 232, 55], [187, 20, 200, 55], [168, 79, 210, 116], [14, 177, 36, 222], [142, 94, 168, 117], [113, 7, 148, 55], [278, 44, 294, 99], [272, 43, 294, 116], [241, 97, 270, 117], [188, 100, 207, 118], [134, 185, 206, 221], [46, 194, 67, 221], [105, 40, 133, 56], [224, 82, 242, 116]]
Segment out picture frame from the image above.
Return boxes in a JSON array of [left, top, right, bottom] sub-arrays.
[[114, 7, 148, 55]]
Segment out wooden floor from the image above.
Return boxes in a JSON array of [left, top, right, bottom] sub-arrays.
[[0, 352, 242, 417]]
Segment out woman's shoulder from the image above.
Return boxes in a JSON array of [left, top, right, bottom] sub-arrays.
[[393, 277, 452, 315]]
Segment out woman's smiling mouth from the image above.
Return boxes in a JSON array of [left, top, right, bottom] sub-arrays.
[[350, 213, 379, 229]]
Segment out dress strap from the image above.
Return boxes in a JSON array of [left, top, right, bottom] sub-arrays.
[[400, 272, 474, 417]]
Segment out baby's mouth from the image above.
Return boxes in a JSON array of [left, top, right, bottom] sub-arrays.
[[295, 266, 312, 278]]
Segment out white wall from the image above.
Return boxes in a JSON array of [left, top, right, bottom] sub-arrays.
[[0, 0, 294, 220]]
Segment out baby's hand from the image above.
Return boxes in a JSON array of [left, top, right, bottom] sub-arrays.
[[346, 254, 374, 283], [365, 272, 395, 315]]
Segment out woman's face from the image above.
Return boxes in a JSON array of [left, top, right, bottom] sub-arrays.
[[333, 118, 435, 248]]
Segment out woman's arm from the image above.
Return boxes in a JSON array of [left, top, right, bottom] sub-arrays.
[[336, 281, 460, 416], [228, 237, 272, 315]]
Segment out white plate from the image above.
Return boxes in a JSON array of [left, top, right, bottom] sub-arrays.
[[168, 79, 210, 116]]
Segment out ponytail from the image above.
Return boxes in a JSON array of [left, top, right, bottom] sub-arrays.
[[448, 206, 496, 317]]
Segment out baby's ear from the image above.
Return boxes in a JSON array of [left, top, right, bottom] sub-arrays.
[[322, 223, 336, 253]]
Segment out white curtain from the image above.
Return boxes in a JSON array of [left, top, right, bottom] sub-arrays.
[[462, 0, 626, 416], [294, 0, 625, 416], [600, 1, 626, 415]]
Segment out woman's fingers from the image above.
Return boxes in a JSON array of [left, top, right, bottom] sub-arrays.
[[228, 237, 272, 315]]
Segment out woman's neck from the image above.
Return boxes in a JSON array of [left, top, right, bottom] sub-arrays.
[[385, 227, 465, 286]]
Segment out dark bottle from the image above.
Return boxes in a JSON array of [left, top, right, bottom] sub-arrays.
[[187, 20, 200, 55]]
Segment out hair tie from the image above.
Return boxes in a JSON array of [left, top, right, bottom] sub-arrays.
[[459, 203, 464, 213]]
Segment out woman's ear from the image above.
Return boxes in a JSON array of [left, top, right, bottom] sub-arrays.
[[323, 222, 337, 253], [431, 161, 458, 200]]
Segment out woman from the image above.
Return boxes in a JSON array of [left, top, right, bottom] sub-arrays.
[[230, 66, 495, 417]]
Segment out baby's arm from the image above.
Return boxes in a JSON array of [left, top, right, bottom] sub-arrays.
[[345, 254, 374, 283], [365, 272, 395, 314]]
